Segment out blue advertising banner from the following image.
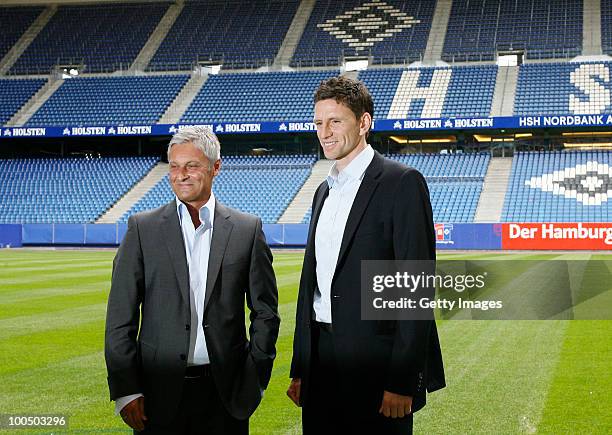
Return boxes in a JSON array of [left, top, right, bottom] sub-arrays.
[[435, 223, 503, 250], [12, 222, 499, 249], [3, 114, 612, 139], [0, 224, 22, 247]]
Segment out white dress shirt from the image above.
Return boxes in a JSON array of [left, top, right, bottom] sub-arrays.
[[313, 145, 374, 323], [115, 194, 215, 415]]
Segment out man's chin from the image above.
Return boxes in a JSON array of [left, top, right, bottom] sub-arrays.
[[174, 193, 194, 203], [322, 150, 337, 160]]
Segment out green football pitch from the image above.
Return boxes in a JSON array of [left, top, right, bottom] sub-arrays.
[[0, 250, 610, 434]]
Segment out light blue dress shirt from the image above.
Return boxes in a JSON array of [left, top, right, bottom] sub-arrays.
[[313, 145, 374, 323]]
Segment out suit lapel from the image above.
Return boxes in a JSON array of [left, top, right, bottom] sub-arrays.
[[161, 202, 190, 306], [333, 152, 383, 279], [203, 202, 233, 312], [307, 182, 330, 250]]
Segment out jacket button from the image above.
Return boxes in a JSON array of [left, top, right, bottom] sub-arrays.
[[185, 324, 190, 331], [180, 354, 186, 361]]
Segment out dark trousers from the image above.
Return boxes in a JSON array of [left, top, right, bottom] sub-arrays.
[[138, 373, 248, 435], [302, 323, 413, 435]]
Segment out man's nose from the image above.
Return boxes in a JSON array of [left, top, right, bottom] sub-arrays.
[[320, 124, 332, 138], [177, 166, 189, 179]]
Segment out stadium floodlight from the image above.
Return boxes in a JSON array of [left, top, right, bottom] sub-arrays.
[[562, 131, 612, 137], [389, 135, 408, 144], [564, 142, 612, 149]]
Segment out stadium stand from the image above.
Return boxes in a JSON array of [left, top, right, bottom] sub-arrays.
[[120, 155, 317, 224], [148, 0, 299, 71], [442, 0, 583, 61], [9, 3, 168, 74], [359, 66, 497, 119], [181, 70, 339, 123], [603, 0, 612, 55], [388, 153, 490, 223], [291, 0, 435, 67], [0, 78, 46, 125], [503, 151, 612, 222], [0, 157, 158, 224], [0, 6, 44, 62], [302, 153, 490, 223], [26, 75, 189, 126], [514, 62, 612, 116]]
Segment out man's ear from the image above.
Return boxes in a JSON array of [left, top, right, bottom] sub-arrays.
[[212, 159, 221, 176], [360, 112, 372, 137]]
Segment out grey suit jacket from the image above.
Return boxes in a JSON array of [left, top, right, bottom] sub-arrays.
[[105, 201, 280, 425]]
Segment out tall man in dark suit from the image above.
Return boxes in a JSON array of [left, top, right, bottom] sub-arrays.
[[287, 76, 445, 434], [105, 126, 280, 434]]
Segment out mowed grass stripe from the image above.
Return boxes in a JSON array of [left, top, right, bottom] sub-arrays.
[[0, 250, 114, 264], [0, 319, 105, 376], [0, 287, 109, 320], [250, 301, 302, 435], [0, 259, 111, 276], [0, 302, 107, 340], [0, 271, 109, 298], [0, 351, 130, 432], [538, 320, 612, 433], [418, 320, 568, 434], [0, 281, 106, 304], [0, 266, 111, 286]]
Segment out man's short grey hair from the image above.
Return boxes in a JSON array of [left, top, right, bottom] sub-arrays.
[[167, 126, 221, 167]]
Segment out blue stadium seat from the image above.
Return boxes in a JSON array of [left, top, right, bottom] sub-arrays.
[[514, 62, 612, 115], [0, 157, 158, 224], [359, 66, 497, 119], [442, 0, 582, 62], [148, 0, 299, 71], [26, 75, 189, 126], [0, 6, 44, 61], [120, 155, 318, 224], [502, 151, 612, 222], [602, 0, 612, 55], [9, 3, 168, 74], [291, 0, 435, 67], [181, 70, 339, 123], [0, 78, 46, 125]]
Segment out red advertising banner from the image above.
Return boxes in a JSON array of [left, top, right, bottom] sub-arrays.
[[502, 223, 612, 250]]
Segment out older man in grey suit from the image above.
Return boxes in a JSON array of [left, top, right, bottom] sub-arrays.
[[105, 126, 280, 434]]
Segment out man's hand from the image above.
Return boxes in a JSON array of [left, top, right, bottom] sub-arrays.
[[286, 378, 302, 407], [120, 396, 147, 431], [379, 391, 412, 418]]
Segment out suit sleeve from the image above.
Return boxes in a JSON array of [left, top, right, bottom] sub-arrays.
[[289, 183, 322, 379], [386, 168, 436, 396], [104, 214, 145, 400], [245, 217, 280, 389]]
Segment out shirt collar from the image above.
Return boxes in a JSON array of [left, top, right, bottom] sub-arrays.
[[327, 145, 375, 188], [175, 192, 216, 228]]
